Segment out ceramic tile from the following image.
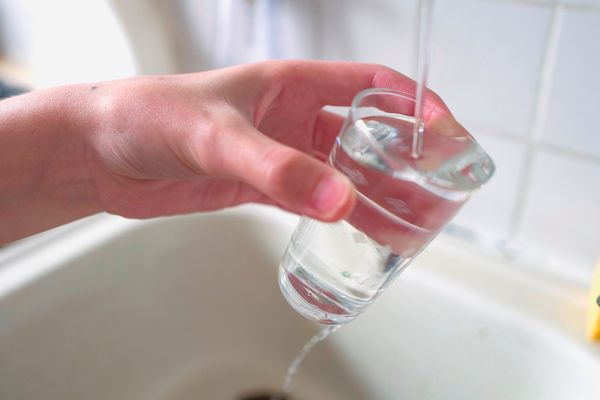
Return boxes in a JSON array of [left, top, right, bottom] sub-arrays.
[[429, 0, 552, 137], [518, 151, 600, 279], [292, 0, 418, 75], [542, 9, 600, 158], [562, 0, 600, 9], [452, 133, 527, 239]]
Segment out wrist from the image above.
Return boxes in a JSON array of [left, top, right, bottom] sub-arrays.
[[47, 84, 104, 215]]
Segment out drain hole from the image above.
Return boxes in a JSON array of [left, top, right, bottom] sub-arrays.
[[237, 391, 290, 400]]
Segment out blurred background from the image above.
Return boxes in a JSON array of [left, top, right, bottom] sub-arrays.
[[0, 0, 598, 287]]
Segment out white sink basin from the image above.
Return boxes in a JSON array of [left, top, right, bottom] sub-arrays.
[[0, 205, 598, 399]]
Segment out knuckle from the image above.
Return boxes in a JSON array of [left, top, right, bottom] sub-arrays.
[[263, 60, 305, 86], [373, 63, 392, 74], [430, 91, 447, 109], [371, 64, 397, 85], [262, 147, 302, 193], [192, 116, 229, 176], [263, 62, 290, 91], [370, 64, 415, 94]]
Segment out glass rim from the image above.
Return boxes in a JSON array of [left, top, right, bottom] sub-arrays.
[[349, 88, 446, 125], [343, 88, 495, 192]]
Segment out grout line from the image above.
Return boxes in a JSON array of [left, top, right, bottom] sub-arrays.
[[212, 0, 234, 68], [461, 120, 529, 142], [473, 0, 600, 13], [560, 1, 600, 14], [563, 3, 600, 13], [508, 1, 565, 240], [538, 142, 600, 165], [474, 0, 555, 8], [463, 121, 600, 166]]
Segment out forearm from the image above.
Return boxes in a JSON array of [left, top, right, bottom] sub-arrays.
[[0, 85, 101, 244]]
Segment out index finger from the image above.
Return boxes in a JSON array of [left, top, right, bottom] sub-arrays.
[[285, 61, 448, 111], [284, 60, 467, 137]]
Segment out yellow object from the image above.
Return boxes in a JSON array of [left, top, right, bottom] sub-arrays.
[[587, 259, 600, 341]]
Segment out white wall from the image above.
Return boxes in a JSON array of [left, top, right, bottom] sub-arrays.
[[0, 0, 137, 86]]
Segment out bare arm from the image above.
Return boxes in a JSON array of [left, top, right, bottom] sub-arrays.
[[0, 85, 102, 242]]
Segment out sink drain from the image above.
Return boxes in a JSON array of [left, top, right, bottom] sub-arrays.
[[238, 391, 289, 400]]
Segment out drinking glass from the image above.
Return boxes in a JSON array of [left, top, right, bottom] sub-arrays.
[[279, 88, 495, 324]]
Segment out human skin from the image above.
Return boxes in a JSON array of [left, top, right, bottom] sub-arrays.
[[0, 60, 462, 244]]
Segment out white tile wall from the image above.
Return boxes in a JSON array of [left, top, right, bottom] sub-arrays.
[[561, 0, 600, 9], [310, 0, 600, 284], [301, 0, 418, 75], [518, 151, 600, 282], [428, 0, 552, 137], [452, 133, 527, 239], [542, 8, 600, 158], [156, 0, 217, 72]]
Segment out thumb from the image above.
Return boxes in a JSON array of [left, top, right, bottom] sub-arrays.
[[206, 121, 355, 221]]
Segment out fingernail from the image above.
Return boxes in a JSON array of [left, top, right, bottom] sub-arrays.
[[310, 174, 352, 218]]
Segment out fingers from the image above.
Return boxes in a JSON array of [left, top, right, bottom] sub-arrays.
[[312, 110, 345, 159], [279, 61, 397, 107], [281, 60, 467, 136], [199, 118, 355, 222], [427, 113, 470, 138], [282, 61, 442, 110]]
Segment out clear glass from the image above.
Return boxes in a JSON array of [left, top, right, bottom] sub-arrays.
[[278, 88, 495, 324]]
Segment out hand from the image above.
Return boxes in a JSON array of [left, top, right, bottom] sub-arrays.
[[86, 60, 456, 221], [0, 60, 460, 243]]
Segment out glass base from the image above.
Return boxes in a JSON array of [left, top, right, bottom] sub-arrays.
[[278, 266, 358, 325]]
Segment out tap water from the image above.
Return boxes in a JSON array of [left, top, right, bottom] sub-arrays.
[[270, 325, 341, 400], [238, 326, 341, 400], [412, 0, 435, 159], [279, 117, 494, 323], [281, 325, 341, 394]]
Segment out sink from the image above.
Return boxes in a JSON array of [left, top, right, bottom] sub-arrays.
[[0, 205, 598, 399]]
